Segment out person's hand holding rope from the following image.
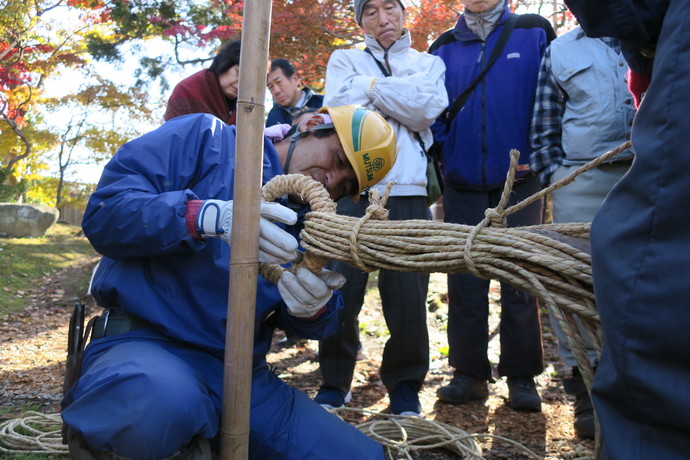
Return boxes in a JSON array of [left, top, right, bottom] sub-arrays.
[[195, 199, 299, 264], [278, 267, 346, 319]]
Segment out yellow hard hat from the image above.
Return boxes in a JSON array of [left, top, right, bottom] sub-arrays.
[[318, 105, 397, 195]]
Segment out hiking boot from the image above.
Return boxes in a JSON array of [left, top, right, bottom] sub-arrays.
[[564, 368, 595, 439], [389, 381, 423, 417], [436, 372, 488, 404], [507, 376, 542, 412], [314, 387, 352, 410]]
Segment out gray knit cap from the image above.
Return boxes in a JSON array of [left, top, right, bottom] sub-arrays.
[[354, 0, 406, 25]]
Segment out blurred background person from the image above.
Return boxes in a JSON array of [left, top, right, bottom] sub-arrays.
[[266, 58, 323, 127], [164, 39, 241, 125], [530, 24, 635, 439]]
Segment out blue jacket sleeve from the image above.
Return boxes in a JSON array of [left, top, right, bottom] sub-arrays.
[[275, 290, 344, 340], [430, 118, 448, 148], [82, 114, 236, 259]]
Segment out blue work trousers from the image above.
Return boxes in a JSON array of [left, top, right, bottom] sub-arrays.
[[62, 333, 385, 460]]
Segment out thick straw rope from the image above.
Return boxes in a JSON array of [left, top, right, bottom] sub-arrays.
[[0, 412, 68, 455], [260, 140, 631, 399], [1, 142, 628, 456], [351, 409, 545, 460]]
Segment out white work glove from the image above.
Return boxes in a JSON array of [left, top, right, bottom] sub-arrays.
[[197, 199, 298, 264], [278, 268, 346, 318]]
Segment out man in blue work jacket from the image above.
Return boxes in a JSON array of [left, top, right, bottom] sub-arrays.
[[61, 105, 397, 460]]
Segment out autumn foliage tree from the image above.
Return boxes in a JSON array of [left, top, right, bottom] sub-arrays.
[[0, 0, 159, 205], [72, 0, 571, 89], [38, 74, 152, 211], [0, 0, 125, 201], [1, 0, 573, 205], [74, 0, 462, 90]]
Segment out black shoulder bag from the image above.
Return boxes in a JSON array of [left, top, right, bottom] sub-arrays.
[[443, 13, 519, 126], [363, 47, 444, 206]]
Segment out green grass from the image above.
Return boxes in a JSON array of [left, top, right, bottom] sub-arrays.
[[358, 319, 389, 338], [0, 223, 96, 318]]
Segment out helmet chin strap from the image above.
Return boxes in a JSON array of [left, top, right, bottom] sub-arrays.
[[283, 128, 301, 174], [282, 120, 336, 174]]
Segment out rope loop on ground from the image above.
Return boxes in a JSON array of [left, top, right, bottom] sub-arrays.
[[325, 407, 546, 459], [0, 412, 68, 455]]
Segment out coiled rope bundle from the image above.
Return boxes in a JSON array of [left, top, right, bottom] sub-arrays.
[[261, 141, 631, 394], [0, 412, 68, 455]]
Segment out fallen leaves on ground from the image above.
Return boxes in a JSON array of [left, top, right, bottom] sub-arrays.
[[1, 260, 595, 459]]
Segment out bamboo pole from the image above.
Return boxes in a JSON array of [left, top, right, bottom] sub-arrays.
[[220, 0, 272, 458]]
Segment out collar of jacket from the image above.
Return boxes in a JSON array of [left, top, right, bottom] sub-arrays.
[[277, 87, 313, 112], [302, 87, 315, 106], [453, 5, 510, 42], [572, 25, 621, 52], [363, 28, 411, 56]]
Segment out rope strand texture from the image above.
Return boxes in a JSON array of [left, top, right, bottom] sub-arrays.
[[260, 173, 596, 329], [0, 412, 68, 455], [260, 141, 632, 401]]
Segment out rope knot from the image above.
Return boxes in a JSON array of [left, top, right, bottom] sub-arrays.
[[348, 182, 394, 272], [364, 202, 389, 221], [484, 207, 506, 228]]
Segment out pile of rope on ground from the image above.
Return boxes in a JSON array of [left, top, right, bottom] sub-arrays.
[[349, 409, 545, 460], [0, 411, 68, 455]]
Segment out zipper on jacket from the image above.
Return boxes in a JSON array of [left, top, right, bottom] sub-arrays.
[[480, 40, 488, 186], [383, 49, 393, 75]]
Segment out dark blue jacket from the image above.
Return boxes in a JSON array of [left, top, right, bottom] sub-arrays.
[[82, 113, 342, 363], [265, 88, 324, 127], [430, 8, 555, 190]]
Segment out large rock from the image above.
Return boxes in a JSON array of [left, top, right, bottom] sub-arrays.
[[0, 203, 59, 238]]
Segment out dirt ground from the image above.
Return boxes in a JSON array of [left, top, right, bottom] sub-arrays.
[[0, 255, 595, 459]]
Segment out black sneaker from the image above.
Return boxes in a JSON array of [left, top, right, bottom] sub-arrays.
[[314, 387, 352, 411], [389, 381, 423, 417], [507, 376, 542, 412], [436, 372, 488, 404]]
